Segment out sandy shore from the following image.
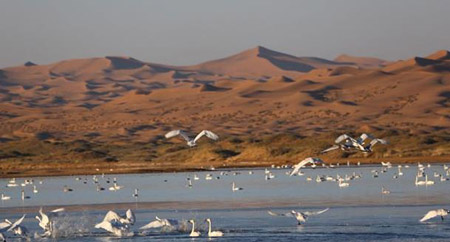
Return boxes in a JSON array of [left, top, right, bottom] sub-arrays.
[[1, 155, 449, 178]]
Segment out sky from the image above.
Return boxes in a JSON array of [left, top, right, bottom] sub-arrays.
[[0, 0, 449, 68]]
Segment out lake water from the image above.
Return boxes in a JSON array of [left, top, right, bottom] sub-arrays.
[[1, 164, 449, 241]]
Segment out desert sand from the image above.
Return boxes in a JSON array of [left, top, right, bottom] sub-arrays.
[[0, 47, 449, 177]]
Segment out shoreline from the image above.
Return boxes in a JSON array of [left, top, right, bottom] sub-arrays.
[[1, 155, 449, 179]]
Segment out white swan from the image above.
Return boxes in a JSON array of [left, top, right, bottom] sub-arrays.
[[381, 186, 390, 194], [140, 216, 178, 230], [420, 209, 449, 222], [95, 210, 135, 237], [165, 130, 219, 147], [289, 157, 324, 176], [232, 182, 243, 191], [415, 175, 434, 186], [1, 194, 10, 201], [0, 214, 27, 239], [268, 208, 329, 225], [321, 133, 387, 153], [206, 218, 223, 237], [35, 207, 65, 236], [338, 180, 349, 188], [189, 220, 201, 237]]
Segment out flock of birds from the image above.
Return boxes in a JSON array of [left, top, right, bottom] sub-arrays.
[[0, 131, 449, 240]]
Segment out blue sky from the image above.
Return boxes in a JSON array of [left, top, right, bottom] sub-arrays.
[[0, 0, 449, 67]]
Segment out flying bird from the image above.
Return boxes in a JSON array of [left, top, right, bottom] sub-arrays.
[[165, 130, 219, 147], [268, 208, 329, 225], [289, 157, 324, 176], [420, 209, 449, 222], [139, 216, 179, 230]]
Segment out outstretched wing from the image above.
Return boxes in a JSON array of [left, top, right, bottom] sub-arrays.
[[268, 211, 294, 217], [194, 130, 219, 143], [304, 208, 329, 216], [335, 134, 354, 144], [320, 145, 340, 154], [165, 130, 190, 142], [6, 214, 25, 232], [289, 157, 314, 176], [139, 220, 165, 230], [368, 138, 388, 148], [0, 221, 11, 231], [420, 210, 438, 222], [103, 211, 123, 223], [357, 133, 373, 144]]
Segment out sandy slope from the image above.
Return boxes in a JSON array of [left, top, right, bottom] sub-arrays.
[[0, 47, 448, 175]]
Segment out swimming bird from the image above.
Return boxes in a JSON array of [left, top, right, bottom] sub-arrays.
[[232, 182, 243, 191], [268, 208, 329, 225], [415, 175, 434, 186], [1, 194, 10, 201], [132, 189, 139, 198], [381, 186, 390, 194], [420, 209, 449, 222], [289, 157, 324, 176], [205, 218, 223, 237], [140, 216, 179, 230], [188, 220, 201, 237], [338, 180, 349, 188], [165, 129, 219, 147]]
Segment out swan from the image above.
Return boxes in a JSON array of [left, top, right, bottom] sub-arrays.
[[33, 185, 38, 194], [268, 208, 329, 225], [63, 185, 73, 192], [206, 218, 223, 237], [109, 183, 124, 191], [0, 215, 27, 239], [188, 220, 201, 237], [420, 209, 449, 222], [95, 210, 135, 237], [35, 208, 65, 236], [289, 157, 324, 176], [21, 190, 30, 200], [381, 186, 390, 194], [140, 216, 178, 230], [1, 194, 10, 201], [321, 133, 371, 153], [165, 129, 219, 147], [133, 189, 139, 197], [415, 175, 434, 186], [338, 180, 349, 188], [232, 182, 243, 191]]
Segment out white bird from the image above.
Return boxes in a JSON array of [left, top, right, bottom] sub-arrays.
[[0, 214, 27, 238], [140, 216, 178, 230], [189, 220, 201, 237], [268, 208, 329, 225], [420, 209, 449, 222], [289, 157, 324, 176], [381, 186, 390, 194], [109, 183, 123, 191], [205, 218, 223, 237], [133, 189, 139, 198], [95, 210, 135, 237], [232, 182, 243, 191], [35, 207, 65, 236], [338, 180, 349, 188], [165, 129, 219, 147], [1, 194, 10, 201], [33, 185, 39, 194], [415, 175, 434, 186]]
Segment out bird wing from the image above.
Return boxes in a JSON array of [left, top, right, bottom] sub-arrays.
[[103, 211, 122, 223], [50, 208, 65, 213], [335, 134, 354, 144], [126, 209, 135, 225], [420, 210, 438, 222], [268, 211, 294, 217], [289, 157, 313, 176], [0, 221, 10, 232], [320, 145, 340, 154], [139, 220, 164, 230], [368, 139, 388, 148], [357, 133, 372, 143], [165, 130, 191, 142], [304, 208, 329, 216], [194, 130, 219, 143], [6, 214, 25, 232]]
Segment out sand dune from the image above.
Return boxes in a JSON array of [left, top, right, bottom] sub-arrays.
[[0, 47, 448, 168]]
